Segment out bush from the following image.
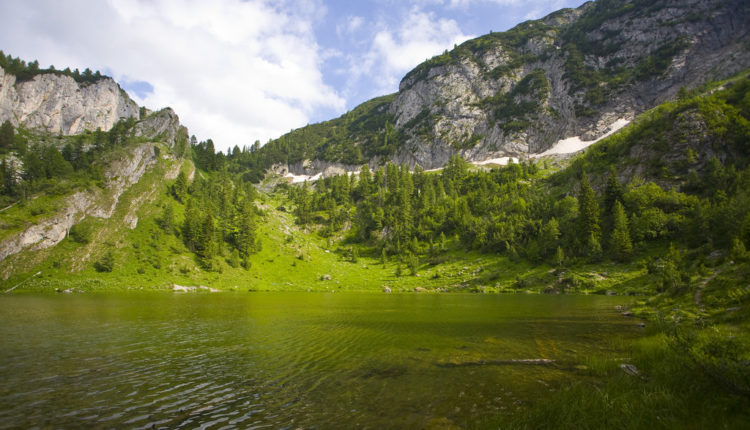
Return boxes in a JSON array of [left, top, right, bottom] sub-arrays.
[[94, 251, 114, 272], [69, 222, 93, 244]]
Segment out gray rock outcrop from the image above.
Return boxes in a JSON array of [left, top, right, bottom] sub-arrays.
[[0, 143, 161, 262], [134, 107, 188, 148], [264, 0, 750, 174], [0, 67, 139, 135], [385, 0, 750, 169]]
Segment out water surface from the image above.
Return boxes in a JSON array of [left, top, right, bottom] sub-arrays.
[[0, 292, 638, 429]]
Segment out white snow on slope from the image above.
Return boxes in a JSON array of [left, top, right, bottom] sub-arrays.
[[473, 156, 519, 166], [532, 118, 630, 158], [284, 172, 322, 183]]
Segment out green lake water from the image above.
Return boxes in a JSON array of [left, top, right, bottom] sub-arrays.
[[0, 292, 639, 429]]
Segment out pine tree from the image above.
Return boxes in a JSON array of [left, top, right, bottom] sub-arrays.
[[554, 246, 565, 267], [198, 213, 216, 260], [604, 166, 624, 215], [577, 172, 601, 255], [660, 243, 682, 292], [182, 199, 201, 251], [295, 182, 312, 225], [357, 164, 373, 198], [173, 171, 188, 202], [609, 201, 632, 261], [539, 218, 560, 257], [235, 204, 257, 257], [160, 204, 174, 234], [0, 120, 14, 149]]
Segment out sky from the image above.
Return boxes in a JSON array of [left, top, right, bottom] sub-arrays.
[[0, 0, 584, 153]]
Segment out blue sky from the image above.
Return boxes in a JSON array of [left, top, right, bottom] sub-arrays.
[[0, 0, 584, 153]]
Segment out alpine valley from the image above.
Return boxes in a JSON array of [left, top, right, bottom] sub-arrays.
[[2, 0, 750, 427]]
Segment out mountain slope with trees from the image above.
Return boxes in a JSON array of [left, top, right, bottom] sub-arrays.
[[240, 0, 750, 179]]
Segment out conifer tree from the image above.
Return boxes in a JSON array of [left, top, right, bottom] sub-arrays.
[[609, 201, 632, 261], [182, 199, 201, 251], [539, 218, 560, 257], [160, 204, 174, 234], [198, 213, 216, 259], [554, 246, 565, 267], [577, 172, 601, 255], [173, 171, 188, 202], [235, 204, 257, 257], [604, 166, 624, 215], [0, 120, 14, 149]]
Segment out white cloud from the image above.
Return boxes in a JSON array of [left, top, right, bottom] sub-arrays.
[[348, 7, 473, 96], [0, 0, 344, 152], [337, 15, 364, 37]]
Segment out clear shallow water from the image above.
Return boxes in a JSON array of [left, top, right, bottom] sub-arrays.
[[0, 292, 638, 429]]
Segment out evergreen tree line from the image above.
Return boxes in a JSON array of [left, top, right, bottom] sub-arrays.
[[0, 51, 105, 84], [287, 155, 750, 281], [167, 169, 261, 269], [0, 118, 140, 202]]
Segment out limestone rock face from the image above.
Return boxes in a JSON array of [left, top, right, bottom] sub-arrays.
[[0, 144, 160, 262], [263, 0, 749, 174], [134, 107, 188, 148], [383, 0, 750, 169], [0, 67, 139, 135]]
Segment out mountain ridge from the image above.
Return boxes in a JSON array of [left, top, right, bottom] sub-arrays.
[[246, 0, 750, 178]]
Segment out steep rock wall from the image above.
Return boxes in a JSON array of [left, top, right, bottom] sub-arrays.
[[385, 0, 750, 169], [0, 67, 140, 135]]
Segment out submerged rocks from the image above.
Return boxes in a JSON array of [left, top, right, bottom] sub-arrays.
[[437, 358, 556, 368], [171, 284, 220, 293], [620, 363, 640, 377]]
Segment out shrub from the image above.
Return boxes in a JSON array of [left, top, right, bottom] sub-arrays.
[[94, 251, 115, 272]]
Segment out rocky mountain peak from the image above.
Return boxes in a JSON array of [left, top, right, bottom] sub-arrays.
[[0, 66, 140, 135], [254, 0, 750, 175]]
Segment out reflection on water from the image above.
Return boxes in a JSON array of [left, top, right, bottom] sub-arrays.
[[0, 293, 638, 428]]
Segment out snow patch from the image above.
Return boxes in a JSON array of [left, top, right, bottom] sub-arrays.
[[474, 157, 519, 166], [533, 119, 630, 158], [284, 172, 322, 183]]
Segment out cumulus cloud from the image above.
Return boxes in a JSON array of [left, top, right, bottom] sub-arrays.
[[0, 0, 344, 152], [349, 8, 473, 96]]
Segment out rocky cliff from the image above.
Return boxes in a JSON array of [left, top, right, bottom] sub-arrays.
[[390, 0, 750, 168], [0, 66, 140, 135], [134, 107, 189, 148], [0, 144, 164, 263], [258, 0, 750, 172]]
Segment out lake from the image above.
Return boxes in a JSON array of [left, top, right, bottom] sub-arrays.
[[0, 292, 639, 429]]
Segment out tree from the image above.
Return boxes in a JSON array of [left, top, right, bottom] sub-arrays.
[[23, 151, 44, 184], [577, 172, 601, 255], [42, 145, 73, 178], [407, 252, 419, 275], [235, 204, 258, 257], [94, 250, 115, 272], [604, 166, 624, 216], [172, 171, 188, 202], [539, 218, 560, 257], [160, 204, 174, 234], [554, 246, 565, 267], [609, 201, 632, 261], [660, 243, 682, 292], [182, 199, 201, 251], [198, 213, 217, 260], [0, 120, 14, 149]]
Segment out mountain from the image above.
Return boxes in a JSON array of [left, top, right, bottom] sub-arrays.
[[0, 0, 749, 296], [0, 61, 140, 136], [248, 0, 750, 178]]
